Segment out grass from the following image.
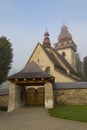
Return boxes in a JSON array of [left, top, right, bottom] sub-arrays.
[[48, 105, 87, 122]]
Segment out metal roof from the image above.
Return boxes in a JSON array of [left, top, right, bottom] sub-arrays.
[[54, 82, 87, 90], [0, 88, 9, 95]]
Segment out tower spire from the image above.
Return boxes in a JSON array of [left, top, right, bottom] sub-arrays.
[[58, 24, 72, 42], [54, 24, 77, 71], [43, 30, 51, 48]]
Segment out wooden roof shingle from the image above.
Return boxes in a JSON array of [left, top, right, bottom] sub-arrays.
[[8, 61, 53, 80], [41, 44, 79, 78]]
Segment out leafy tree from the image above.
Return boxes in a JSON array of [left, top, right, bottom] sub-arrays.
[[83, 56, 87, 81], [0, 36, 13, 84]]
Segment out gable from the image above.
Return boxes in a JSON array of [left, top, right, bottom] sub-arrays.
[[27, 43, 54, 71]]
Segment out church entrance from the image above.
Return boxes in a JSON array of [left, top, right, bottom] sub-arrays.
[[26, 87, 44, 106]]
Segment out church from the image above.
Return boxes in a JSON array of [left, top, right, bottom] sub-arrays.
[[9, 24, 80, 83], [25, 25, 80, 82], [2, 24, 87, 112]]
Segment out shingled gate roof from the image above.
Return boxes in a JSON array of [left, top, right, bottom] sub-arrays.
[[8, 61, 54, 80]]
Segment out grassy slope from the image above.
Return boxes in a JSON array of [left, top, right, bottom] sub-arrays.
[[48, 105, 87, 122]]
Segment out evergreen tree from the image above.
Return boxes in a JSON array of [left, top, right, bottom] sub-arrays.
[[0, 36, 13, 84], [76, 53, 84, 81], [83, 56, 87, 81]]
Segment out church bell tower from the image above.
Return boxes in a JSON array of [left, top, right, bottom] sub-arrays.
[[54, 25, 77, 71], [43, 31, 51, 48]]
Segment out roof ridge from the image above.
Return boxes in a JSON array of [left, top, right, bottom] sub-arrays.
[[41, 45, 66, 72], [41, 44, 79, 78], [51, 47, 78, 75]]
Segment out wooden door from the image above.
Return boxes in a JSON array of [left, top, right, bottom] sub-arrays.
[[37, 87, 44, 105], [26, 87, 44, 105]]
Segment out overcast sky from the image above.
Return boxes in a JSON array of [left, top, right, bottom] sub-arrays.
[[0, 0, 87, 73]]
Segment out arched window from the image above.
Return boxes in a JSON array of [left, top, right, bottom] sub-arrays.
[[62, 52, 66, 57]]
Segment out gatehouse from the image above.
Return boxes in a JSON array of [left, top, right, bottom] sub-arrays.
[[8, 61, 54, 112]]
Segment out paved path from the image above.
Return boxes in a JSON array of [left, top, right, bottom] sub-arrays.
[[0, 107, 87, 130]]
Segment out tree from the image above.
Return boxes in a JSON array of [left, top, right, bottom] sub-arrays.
[[0, 36, 13, 84], [76, 53, 84, 81], [83, 56, 87, 81]]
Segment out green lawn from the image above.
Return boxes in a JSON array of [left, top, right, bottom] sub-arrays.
[[48, 105, 87, 122]]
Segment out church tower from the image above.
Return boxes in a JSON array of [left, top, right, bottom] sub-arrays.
[[43, 31, 51, 48], [54, 25, 77, 71]]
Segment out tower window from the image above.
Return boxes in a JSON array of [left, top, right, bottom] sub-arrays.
[[38, 58, 39, 63], [62, 52, 66, 57]]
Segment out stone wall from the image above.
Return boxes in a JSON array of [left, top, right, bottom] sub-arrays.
[[1, 87, 87, 109], [54, 89, 87, 105], [0, 94, 8, 107]]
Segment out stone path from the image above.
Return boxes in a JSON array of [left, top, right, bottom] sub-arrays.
[[0, 107, 87, 130]]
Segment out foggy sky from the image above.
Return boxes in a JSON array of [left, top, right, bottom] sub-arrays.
[[0, 0, 87, 74]]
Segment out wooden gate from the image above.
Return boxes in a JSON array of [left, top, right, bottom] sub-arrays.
[[26, 87, 44, 105]]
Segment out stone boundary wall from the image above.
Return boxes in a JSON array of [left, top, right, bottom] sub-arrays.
[[1, 87, 87, 108], [54, 89, 87, 105], [0, 94, 9, 107]]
